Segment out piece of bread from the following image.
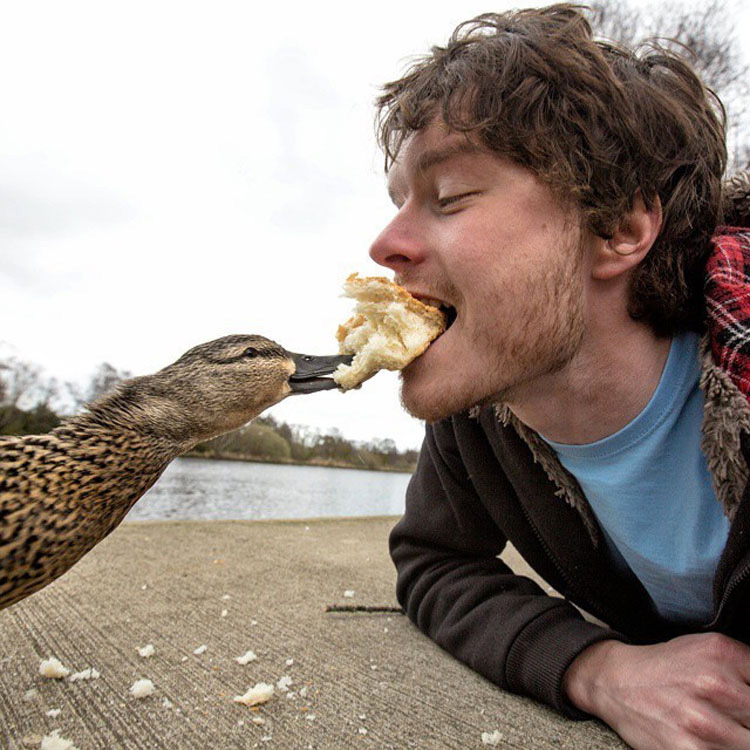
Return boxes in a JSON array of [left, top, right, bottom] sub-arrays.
[[333, 273, 446, 390]]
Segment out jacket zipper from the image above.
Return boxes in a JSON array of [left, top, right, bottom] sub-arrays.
[[707, 555, 750, 629], [516, 498, 621, 628]]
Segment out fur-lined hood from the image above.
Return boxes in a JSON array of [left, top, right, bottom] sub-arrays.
[[494, 339, 750, 543], [722, 170, 750, 227]]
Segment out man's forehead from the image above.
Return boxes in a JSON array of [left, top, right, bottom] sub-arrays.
[[386, 126, 488, 194]]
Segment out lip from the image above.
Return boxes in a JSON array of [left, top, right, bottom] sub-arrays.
[[411, 292, 458, 332], [395, 277, 448, 306], [401, 283, 458, 337], [407, 290, 450, 308], [402, 327, 447, 379], [413, 294, 444, 309], [407, 308, 456, 371]]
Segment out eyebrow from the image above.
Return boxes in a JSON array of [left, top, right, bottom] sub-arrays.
[[387, 141, 486, 204], [415, 141, 485, 174]]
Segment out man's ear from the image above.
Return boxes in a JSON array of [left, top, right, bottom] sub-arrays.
[[591, 192, 663, 281]]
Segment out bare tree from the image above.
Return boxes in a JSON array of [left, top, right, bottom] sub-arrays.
[[64, 380, 87, 413], [0, 356, 58, 409], [85, 362, 132, 402], [589, 0, 750, 170], [0, 356, 62, 434]]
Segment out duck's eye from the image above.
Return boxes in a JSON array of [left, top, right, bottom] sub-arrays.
[[243, 347, 260, 358]]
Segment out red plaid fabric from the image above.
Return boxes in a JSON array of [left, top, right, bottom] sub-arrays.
[[705, 227, 750, 400]]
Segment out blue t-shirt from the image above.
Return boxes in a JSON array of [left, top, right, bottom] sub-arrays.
[[543, 332, 730, 624]]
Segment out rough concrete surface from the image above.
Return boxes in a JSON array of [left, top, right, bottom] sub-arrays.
[[0, 517, 626, 749]]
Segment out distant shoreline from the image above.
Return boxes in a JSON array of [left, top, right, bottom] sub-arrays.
[[181, 450, 416, 474]]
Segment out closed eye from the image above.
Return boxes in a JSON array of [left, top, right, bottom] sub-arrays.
[[437, 191, 480, 209]]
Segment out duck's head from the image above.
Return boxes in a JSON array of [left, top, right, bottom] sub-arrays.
[[110, 335, 351, 447]]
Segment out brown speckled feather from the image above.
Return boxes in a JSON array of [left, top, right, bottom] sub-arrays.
[[0, 334, 298, 611], [0, 426, 174, 609]]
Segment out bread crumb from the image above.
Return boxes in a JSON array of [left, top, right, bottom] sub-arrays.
[[193, 645, 207, 655], [39, 658, 69, 680], [285, 659, 294, 667], [40, 730, 79, 750], [236, 650, 257, 665], [358, 727, 368, 735], [69, 668, 100, 682], [277, 675, 292, 692], [45, 709, 61, 718], [221, 609, 228, 617], [137, 644, 155, 658], [233, 683, 274, 706], [343, 590, 355, 598], [129, 679, 155, 699], [222, 594, 231, 600], [481, 730, 504, 746], [252, 717, 265, 725]]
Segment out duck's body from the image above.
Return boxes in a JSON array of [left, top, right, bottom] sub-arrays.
[[0, 422, 174, 609], [0, 335, 348, 611]]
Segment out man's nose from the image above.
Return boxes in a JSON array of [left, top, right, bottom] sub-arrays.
[[368, 210, 426, 274]]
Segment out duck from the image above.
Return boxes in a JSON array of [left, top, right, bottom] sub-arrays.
[[0, 334, 351, 611]]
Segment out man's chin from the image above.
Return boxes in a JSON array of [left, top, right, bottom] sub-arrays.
[[399, 370, 483, 423]]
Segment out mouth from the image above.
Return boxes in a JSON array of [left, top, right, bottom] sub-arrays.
[[288, 352, 353, 394], [411, 293, 458, 333], [440, 304, 458, 330]]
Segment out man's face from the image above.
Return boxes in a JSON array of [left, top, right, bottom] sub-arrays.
[[369, 119, 591, 422]]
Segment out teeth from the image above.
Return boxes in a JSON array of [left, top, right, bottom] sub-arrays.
[[420, 297, 443, 308], [410, 294, 444, 308]]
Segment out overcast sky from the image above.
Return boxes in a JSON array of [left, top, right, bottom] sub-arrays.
[[2, 0, 748, 450]]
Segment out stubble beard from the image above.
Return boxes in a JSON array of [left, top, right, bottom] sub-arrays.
[[399, 234, 587, 423]]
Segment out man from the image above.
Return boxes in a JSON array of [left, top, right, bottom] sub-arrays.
[[369, 4, 750, 748]]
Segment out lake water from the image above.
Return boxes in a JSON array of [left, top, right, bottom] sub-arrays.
[[125, 456, 411, 521]]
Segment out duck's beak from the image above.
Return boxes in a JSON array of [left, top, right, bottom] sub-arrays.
[[288, 352, 353, 394]]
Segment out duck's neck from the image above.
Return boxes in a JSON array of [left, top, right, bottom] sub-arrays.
[[0, 377, 200, 611], [59, 374, 206, 457]]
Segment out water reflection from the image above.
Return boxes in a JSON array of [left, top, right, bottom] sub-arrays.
[[126, 457, 411, 521]]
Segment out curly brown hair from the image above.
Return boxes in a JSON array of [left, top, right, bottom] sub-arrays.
[[375, 4, 727, 335]]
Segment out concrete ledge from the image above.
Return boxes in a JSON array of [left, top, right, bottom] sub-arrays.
[[0, 518, 626, 749]]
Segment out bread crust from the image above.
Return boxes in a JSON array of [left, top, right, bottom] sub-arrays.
[[333, 273, 446, 389]]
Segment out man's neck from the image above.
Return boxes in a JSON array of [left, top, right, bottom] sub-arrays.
[[506, 321, 672, 446]]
